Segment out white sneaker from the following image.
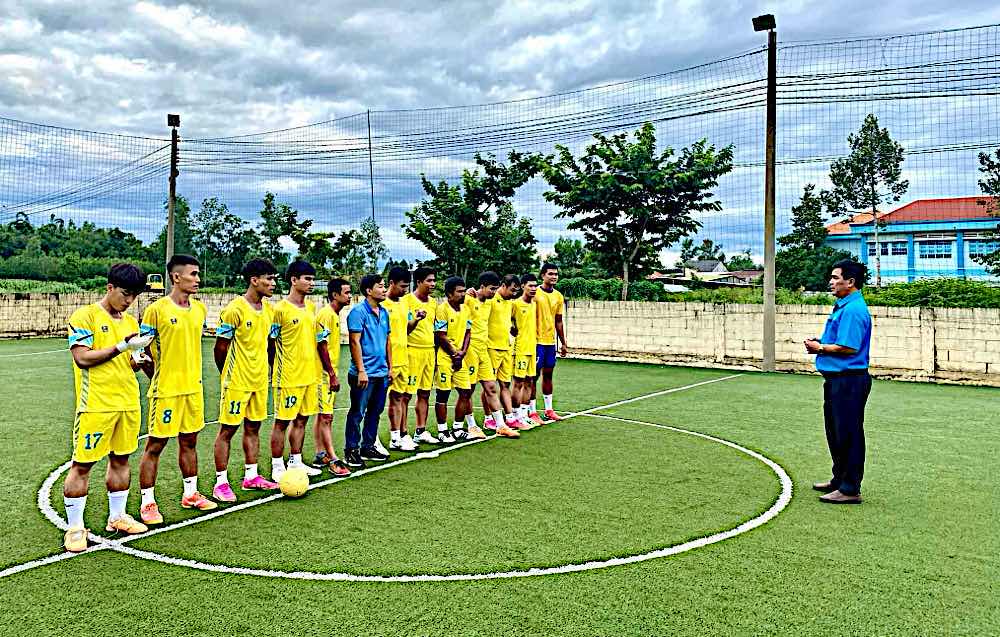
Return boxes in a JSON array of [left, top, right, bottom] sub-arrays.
[[452, 428, 469, 441], [389, 438, 405, 450], [288, 461, 322, 477], [437, 431, 455, 444], [271, 468, 284, 482], [373, 437, 390, 456], [400, 434, 419, 451], [414, 430, 439, 445]]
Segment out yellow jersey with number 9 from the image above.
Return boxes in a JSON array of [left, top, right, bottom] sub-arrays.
[[464, 295, 490, 344], [67, 303, 141, 413], [271, 299, 320, 388], [217, 297, 273, 392], [142, 296, 207, 398]]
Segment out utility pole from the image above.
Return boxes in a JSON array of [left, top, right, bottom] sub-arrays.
[[166, 113, 181, 269], [367, 109, 376, 222], [753, 14, 777, 373]]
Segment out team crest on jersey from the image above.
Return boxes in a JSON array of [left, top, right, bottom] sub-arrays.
[[101, 325, 109, 332], [246, 321, 252, 328], [292, 318, 299, 325], [170, 318, 178, 324]]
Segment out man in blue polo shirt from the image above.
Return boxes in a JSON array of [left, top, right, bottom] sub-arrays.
[[344, 273, 392, 468], [804, 259, 872, 505]]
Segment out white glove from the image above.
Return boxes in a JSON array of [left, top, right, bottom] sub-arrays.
[[131, 349, 151, 364], [116, 333, 154, 353]]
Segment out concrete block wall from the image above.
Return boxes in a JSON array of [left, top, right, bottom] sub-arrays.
[[3, 293, 998, 386]]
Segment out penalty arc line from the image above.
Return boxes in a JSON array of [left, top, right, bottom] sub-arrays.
[[3, 373, 744, 580]]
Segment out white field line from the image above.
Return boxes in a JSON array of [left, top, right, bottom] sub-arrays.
[[4, 374, 744, 580], [0, 347, 68, 358]]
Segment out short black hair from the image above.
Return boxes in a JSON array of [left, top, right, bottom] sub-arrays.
[[108, 263, 146, 295], [832, 259, 867, 290], [388, 266, 410, 285], [241, 258, 277, 284], [540, 262, 558, 276], [444, 276, 465, 296], [414, 266, 435, 283], [166, 254, 199, 272], [360, 273, 383, 296], [520, 273, 538, 285], [284, 260, 315, 283], [327, 277, 350, 300], [478, 271, 501, 287], [502, 274, 520, 288]]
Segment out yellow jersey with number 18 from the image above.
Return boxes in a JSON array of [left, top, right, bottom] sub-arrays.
[[404, 292, 436, 348], [314, 303, 342, 378], [271, 299, 320, 388], [67, 303, 141, 413], [216, 297, 273, 392], [512, 297, 537, 356], [142, 296, 207, 398]]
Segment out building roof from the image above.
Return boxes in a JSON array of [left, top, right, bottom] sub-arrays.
[[683, 259, 727, 272], [826, 196, 997, 235]]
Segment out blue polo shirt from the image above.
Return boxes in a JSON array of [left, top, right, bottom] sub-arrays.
[[347, 298, 391, 378], [816, 290, 872, 373]]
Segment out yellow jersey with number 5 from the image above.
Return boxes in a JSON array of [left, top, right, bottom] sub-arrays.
[[142, 296, 207, 398]]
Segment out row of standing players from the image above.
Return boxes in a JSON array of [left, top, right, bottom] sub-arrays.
[[60, 255, 567, 552]]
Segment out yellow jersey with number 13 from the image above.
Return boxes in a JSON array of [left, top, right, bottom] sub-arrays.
[[511, 297, 537, 356]]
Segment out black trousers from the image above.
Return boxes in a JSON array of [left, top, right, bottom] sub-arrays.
[[822, 372, 872, 496]]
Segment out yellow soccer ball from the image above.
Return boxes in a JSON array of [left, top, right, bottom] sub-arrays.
[[279, 467, 309, 498]]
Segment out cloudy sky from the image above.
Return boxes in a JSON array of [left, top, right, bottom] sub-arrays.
[[2, 0, 1000, 265]]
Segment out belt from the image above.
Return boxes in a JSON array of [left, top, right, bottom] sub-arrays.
[[821, 369, 869, 378]]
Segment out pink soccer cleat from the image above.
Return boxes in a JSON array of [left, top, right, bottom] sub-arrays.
[[212, 482, 237, 503], [544, 409, 564, 422], [484, 417, 497, 431], [242, 475, 280, 491], [528, 411, 544, 425]]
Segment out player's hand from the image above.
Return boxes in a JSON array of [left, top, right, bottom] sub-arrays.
[[466, 288, 477, 299], [131, 349, 151, 365], [415, 309, 427, 321], [357, 370, 369, 389], [559, 344, 568, 358], [330, 373, 340, 393], [804, 339, 822, 354], [117, 332, 154, 352]]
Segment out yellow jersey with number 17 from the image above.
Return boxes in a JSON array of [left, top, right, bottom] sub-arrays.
[[142, 296, 207, 398], [535, 287, 564, 346], [216, 297, 273, 392], [512, 297, 537, 356], [67, 303, 141, 413], [271, 299, 320, 388], [314, 303, 342, 378]]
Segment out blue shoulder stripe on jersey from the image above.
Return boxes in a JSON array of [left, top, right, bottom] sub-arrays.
[[465, 319, 472, 329], [215, 323, 236, 339], [269, 323, 280, 339], [140, 323, 156, 337], [316, 328, 331, 343], [67, 326, 94, 346], [433, 319, 447, 331]]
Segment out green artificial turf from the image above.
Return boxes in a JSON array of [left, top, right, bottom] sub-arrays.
[[0, 337, 997, 636]]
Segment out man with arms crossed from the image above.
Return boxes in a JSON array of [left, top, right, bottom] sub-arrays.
[[63, 263, 152, 551], [531, 263, 568, 422], [313, 278, 352, 476], [511, 273, 540, 430], [383, 267, 419, 452], [269, 260, 323, 481], [805, 259, 873, 505], [434, 276, 473, 442], [403, 267, 437, 445], [484, 274, 526, 432], [138, 254, 216, 525], [212, 258, 282, 502]]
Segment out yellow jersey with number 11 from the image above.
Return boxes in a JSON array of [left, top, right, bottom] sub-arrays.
[[216, 297, 273, 392]]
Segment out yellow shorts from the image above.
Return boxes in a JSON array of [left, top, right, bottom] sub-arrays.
[[72, 410, 140, 463], [513, 352, 536, 379], [489, 348, 513, 383], [467, 343, 495, 383], [218, 387, 268, 426], [406, 347, 435, 394], [148, 393, 205, 438], [317, 379, 337, 416], [436, 352, 471, 391], [275, 384, 320, 420], [389, 365, 409, 394]]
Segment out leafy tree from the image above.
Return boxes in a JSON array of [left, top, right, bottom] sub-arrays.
[[148, 195, 195, 263], [776, 184, 853, 291], [828, 114, 909, 286], [694, 238, 726, 262], [972, 148, 1000, 275], [191, 197, 260, 284], [726, 249, 759, 271], [547, 237, 604, 278], [540, 122, 733, 300], [405, 151, 540, 281], [258, 192, 312, 270], [676, 238, 697, 267], [359, 217, 389, 271], [778, 184, 831, 251]]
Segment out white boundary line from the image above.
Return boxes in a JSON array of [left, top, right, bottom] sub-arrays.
[[0, 347, 68, 358], [4, 374, 750, 580]]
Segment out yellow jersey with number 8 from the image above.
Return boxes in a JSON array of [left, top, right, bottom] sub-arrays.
[[314, 303, 342, 378], [142, 296, 207, 398]]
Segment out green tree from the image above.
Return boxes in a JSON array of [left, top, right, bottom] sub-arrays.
[[149, 195, 195, 264], [405, 151, 540, 281], [540, 122, 733, 300], [191, 197, 260, 284], [359, 217, 389, 271], [726, 249, 758, 271], [971, 148, 1000, 275], [258, 192, 312, 270], [828, 114, 909, 286], [776, 184, 854, 291], [694, 238, 726, 263]]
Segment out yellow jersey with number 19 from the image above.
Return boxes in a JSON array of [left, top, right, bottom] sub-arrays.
[[511, 297, 537, 356], [271, 299, 320, 388], [142, 296, 207, 398], [216, 297, 273, 392], [67, 303, 141, 413]]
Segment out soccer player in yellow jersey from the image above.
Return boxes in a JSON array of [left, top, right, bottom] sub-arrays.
[[433, 277, 472, 443], [484, 274, 526, 432], [511, 273, 541, 427], [531, 263, 568, 421], [383, 267, 419, 452], [138, 255, 217, 525], [312, 278, 352, 477], [62, 264, 152, 552], [211, 259, 281, 503], [402, 267, 436, 445], [464, 271, 518, 439], [269, 260, 323, 481]]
